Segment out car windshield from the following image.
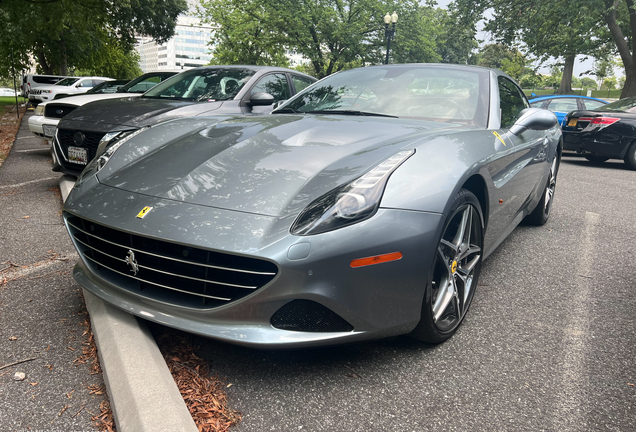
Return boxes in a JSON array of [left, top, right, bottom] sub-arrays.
[[87, 80, 128, 94], [56, 78, 80, 86], [143, 68, 255, 101], [597, 96, 636, 112], [276, 66, 489, 126], [118, 74, 174, 94]]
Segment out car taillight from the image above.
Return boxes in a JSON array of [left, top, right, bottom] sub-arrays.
[[590, 117, 620, 125], [577, 116, 620, 128]]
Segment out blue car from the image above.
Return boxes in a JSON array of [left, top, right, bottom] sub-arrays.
[[528, 94, 608, 126]]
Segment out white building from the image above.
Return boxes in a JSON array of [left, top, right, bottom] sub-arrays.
[[136, 15, 214, 72]]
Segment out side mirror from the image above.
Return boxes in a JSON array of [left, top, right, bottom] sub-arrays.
[[531, 92, 537, 97], [510, 108, 557, 135], [249, 92, 275, 106]]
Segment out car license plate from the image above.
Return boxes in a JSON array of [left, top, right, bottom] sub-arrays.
[[68, 146, 88, 165], [43, 125, 56, 138], [567, 118, 578, 127]]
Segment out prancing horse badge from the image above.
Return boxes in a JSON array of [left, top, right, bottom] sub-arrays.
[[136, 206, 153, 219]]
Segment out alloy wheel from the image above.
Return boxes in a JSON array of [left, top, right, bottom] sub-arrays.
[[431, 203, 483, 332]]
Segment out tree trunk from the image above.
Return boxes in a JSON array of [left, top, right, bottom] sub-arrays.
[[36, 49, 54, 75], [556, 55, 575, 94], [621, 67, 636, 98], [58, 36, 68, 75]]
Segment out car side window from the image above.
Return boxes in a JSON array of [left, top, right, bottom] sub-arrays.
[[498, 77, 528, 128], [530, 101, 545, 108], [78, 80, 94, 88], [583, 100, 606, 110], [546, 98, 578, 113], [292, 75, 314, 93], [251, 74, 290, 102]]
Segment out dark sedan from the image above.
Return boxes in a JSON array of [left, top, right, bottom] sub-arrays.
[[563, 97, 636, 169], [53, 66, 317, 177]]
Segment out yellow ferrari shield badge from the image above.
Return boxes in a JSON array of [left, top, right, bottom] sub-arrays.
[[492, 131, 506, 146], [136, 206, 153, 219], [451, 260, 458, 274]]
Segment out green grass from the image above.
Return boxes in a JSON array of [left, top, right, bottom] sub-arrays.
[[0, 96, 26, 107], [523, 89, 623, 100]]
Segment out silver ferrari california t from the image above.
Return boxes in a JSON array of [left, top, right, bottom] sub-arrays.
[[63, 64, 561, 348]]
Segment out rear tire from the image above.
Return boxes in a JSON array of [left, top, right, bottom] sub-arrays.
[[584, 154, 609, 164], [624, 142, 636, 170], [411, 189, 484, 344]]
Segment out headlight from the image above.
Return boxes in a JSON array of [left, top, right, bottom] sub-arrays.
[[42, 90, 52, 94], [34, 105, 44, 116], [96, 131, 126, 156], [290, 150, 415, 235], [75, 127, 149, 187]]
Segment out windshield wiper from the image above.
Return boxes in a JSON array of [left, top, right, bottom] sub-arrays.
[[308, 110, 398, 118]]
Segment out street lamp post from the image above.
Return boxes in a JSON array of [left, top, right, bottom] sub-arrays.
[[384, 11, 398, 65]]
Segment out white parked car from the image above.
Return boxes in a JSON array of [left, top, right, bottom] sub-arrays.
[[28, 72, 177, 141], [21, 74, 68, 98], [0, 87, 18, 97], [28, 76, 113, 104]]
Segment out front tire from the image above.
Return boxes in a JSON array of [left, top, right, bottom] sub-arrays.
[[525, 153, 559, 226], [411, 189, 484, 343]]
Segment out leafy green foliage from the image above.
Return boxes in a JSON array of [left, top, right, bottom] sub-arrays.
[[474, 44, 526, 80], [0, 0, 187, 77], [198, 0, 460, 78]]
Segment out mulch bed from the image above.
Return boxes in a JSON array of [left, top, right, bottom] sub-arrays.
[[0, 103, 27, 168]]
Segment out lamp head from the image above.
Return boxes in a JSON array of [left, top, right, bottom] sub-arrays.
[[391, 11, 398, 23], [384, 13, 391, 24]]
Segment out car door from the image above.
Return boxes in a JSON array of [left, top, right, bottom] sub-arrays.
[[244, 73, 291, 114], [484, 76, 548, 249]]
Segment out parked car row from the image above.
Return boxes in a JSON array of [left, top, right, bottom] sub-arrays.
[[529, 94, 636, 170], [50, 63, 564, 348]]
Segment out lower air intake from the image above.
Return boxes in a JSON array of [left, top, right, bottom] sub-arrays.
[[270, 300, 354, 333]]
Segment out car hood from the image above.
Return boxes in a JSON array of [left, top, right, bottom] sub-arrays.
[[59, 97, 225, 132], [45, 93, 142, 107], [97, 114, 466, 217], [34, 84, 71, 92]]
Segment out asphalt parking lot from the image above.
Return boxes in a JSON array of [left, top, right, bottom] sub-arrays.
[[2, 112, 635, 431], [158, 155, 636, 431]]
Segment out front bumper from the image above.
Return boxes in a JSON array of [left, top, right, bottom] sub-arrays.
[[65, 180, 444, 348], [28, 115, 59, 139]]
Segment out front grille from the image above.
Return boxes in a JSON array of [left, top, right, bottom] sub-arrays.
[[45, 104, 77, 119], [56, 129, 106, 175], [271, 300, 354, 332], [65, 213, 278, 309], [31, 89, 41, 95]]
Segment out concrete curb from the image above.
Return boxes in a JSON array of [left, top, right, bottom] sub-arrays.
[[83, 290, 198, 432], [60, 176, 197, 432]]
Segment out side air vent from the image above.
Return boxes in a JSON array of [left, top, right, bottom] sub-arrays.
[[271, 300, 354, 332]]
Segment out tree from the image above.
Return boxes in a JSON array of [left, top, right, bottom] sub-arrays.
[[474, 44, 526, 80], [581, 77, 597, 88], [0, 0, 187, 77], [198, 0, 449, 78], [592, 57, 614, 89], [454, 0, 610, 94], [197, 0, 290, 67]]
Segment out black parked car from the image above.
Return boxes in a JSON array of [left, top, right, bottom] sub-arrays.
[[53, 66, 317, 177], [563, 96, 636, 169]]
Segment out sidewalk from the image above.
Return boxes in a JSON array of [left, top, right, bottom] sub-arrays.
[[0, 113, 104, 430]]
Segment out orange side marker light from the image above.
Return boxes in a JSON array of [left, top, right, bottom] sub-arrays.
[[350, 252, 403, 268]]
